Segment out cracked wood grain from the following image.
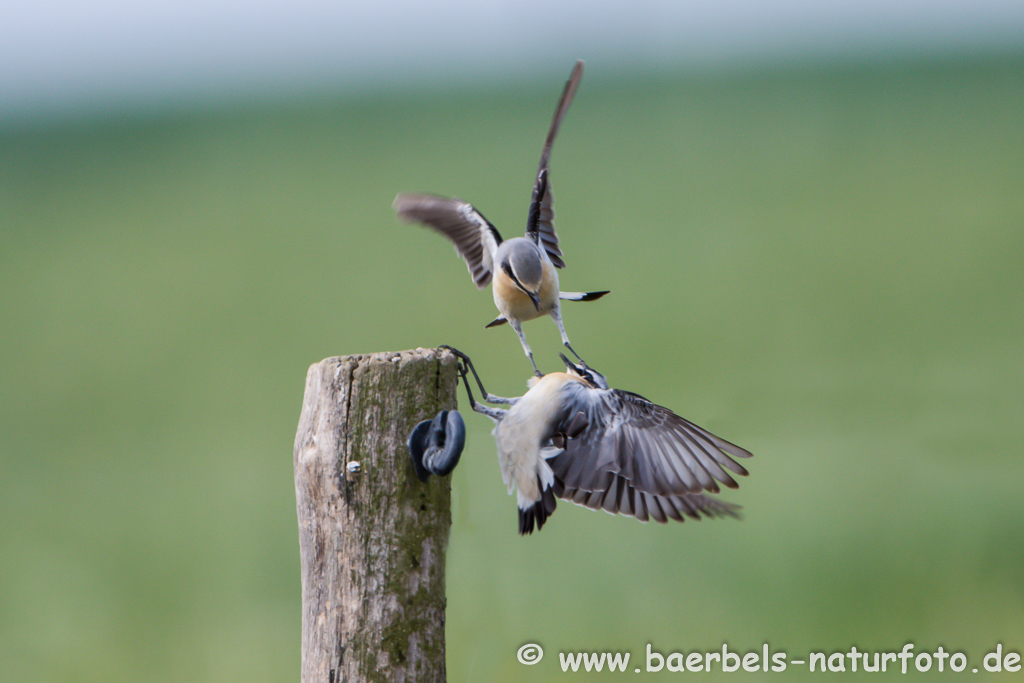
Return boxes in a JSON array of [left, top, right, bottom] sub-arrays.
[[294, 347, 458, 683]]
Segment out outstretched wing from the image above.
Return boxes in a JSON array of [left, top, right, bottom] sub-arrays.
[[547, 385, 752, 498], [556, 477, 741, 524], [525, 60, 584, 269], [394, 193, 503, 289]]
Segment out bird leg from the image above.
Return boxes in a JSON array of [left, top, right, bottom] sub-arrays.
[[439, 345, 518, 408], [508, 319, 543, 376], [454, 357, 506, 422], [550, 306, 586, 364]]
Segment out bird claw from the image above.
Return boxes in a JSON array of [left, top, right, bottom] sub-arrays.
[[438, 344, 468, 363]]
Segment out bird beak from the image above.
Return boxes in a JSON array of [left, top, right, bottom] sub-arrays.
[[559, 353, 581, 373], [529, 291, 541, 311]]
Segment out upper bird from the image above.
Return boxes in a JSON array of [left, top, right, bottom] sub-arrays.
[[443, 346, 753, 535], [394, 61, 608, 376]]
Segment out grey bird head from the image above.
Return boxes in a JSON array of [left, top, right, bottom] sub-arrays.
[[559, 354, 609, 390], [499, 238, 544, 291]]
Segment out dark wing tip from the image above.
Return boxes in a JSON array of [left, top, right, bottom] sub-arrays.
[[392, 192, 435, 219], [391, 193, 413, 220], [518, 482, 558, 535], [518, 507, 533, 535], [571, 59, 585, 80], [391, 192, 446, 225], [700, 496, 744, 520]]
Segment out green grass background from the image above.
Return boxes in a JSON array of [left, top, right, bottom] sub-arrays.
[[2, 53, 1022, 681]]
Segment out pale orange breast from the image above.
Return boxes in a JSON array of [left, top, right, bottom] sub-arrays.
[[536, 258, 559, 313], [493, 271, 544, 322]]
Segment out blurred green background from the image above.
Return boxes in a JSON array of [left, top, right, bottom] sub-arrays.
[[2, 52, 1023, 682]]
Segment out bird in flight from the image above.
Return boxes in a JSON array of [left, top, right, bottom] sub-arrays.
[[395, 61, 608, 376], [442, 347, 752, 535]]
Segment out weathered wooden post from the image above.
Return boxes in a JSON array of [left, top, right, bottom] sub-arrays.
[[293, 348, 458, 682]]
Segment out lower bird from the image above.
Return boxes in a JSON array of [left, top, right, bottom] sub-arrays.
[[442, 347, 752, 534], [395, 61, 608, 376]]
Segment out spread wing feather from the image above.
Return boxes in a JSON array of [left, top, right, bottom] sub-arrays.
[[393, 193, 502, 289], [548, 386, 752, 499], [524, 60, 583, 269], [557, 470, 742, 524]]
